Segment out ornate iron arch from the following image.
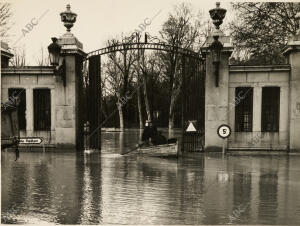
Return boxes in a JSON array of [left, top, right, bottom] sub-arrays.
[[86, 33, 204, 60]]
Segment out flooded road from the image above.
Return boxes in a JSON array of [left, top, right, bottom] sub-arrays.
[[2, 130, 300, 224]]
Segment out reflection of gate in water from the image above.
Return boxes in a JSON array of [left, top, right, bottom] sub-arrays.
[[181, 57, 205, 152]]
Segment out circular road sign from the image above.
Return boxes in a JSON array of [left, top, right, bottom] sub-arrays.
[[217, 124, 231, 139]]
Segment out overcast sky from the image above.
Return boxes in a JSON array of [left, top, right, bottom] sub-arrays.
[[4, 0, 233, 65]]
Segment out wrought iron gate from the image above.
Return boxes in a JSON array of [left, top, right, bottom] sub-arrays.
[[181, 56, 205, 152], [84, 33, 205, 152], [85, 55, 101, 150]]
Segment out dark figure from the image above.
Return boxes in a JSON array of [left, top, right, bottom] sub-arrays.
[[167, 138, 177, 144], [141, 120, 158, 144], [1, 137, 20, 161], [12, 136, 20, 161], [141, 122, 151, 142], [15, 147, 19, 161], [152, 131, 167, 145]]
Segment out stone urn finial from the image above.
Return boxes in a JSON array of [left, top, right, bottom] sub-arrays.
[[209, 2, 227, 30], [60, 4, 77, 32]]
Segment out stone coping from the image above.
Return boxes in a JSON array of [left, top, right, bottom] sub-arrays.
[[229, 64, 290, 72], [1, 66, 55, 75]]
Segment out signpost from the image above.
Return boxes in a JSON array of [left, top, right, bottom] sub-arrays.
[[217, 124, 231, 154], [19, 137, 43, 144]]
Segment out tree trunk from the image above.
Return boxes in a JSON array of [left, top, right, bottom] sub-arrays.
[[142, 73, 151, 121], [168, 114, 175, 129], [100, 99, 108, 119], [136, 50, 144, 129], [168, 62, 181, 129], [168, 55, 179, 129], [117, 103, 124, 131], [140, 50, 151, 122], [137, 79, 143, 129], [168, 97, 175, 129]]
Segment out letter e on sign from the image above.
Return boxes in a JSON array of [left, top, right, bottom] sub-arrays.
[[217, 124, 231, 139]]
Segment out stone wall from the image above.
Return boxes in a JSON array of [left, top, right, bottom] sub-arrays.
[[1, 66, 81, 149], [228, 65, 290, 150], [1, 67, 56, 146]]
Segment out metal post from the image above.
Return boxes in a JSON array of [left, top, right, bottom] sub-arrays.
[[43, 141, 45, 152], [222, 138, 225, 155]]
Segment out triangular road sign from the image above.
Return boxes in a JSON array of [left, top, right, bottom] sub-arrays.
[[186, 122, 197, 132]]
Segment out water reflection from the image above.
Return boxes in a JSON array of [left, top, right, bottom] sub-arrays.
[[259, 171, 278, 224], [2, 160, 29, 224], [1, 130, 300, 224], [78, 153, 102, 224]]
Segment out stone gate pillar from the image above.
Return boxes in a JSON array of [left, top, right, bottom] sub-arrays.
[[203, 37, 233, 151], [55, 5, 86, 149], [283, 15, 300, 152], [202, 3, 233, 151]]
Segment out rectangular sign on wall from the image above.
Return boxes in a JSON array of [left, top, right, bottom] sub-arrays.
[[19, 137, 43, 144]]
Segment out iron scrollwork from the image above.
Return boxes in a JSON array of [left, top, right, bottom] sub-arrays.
[[87, 32, 204, 60]]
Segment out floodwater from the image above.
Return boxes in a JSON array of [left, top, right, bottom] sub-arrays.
[[2, 129, 300, 225]]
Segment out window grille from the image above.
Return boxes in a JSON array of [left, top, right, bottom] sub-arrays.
[[8, 88, 26, 130], [33, 89, 51, 131], [235, 87, 253, 132], [261, 87, 280, 132]]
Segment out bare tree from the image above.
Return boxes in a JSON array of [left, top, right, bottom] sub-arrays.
[[10, 47, 26, 67], [104, 37, 137, 130], [132, 49, 144, 129], [35, 45, 50, 66], [139, 50, 151, 122], [100, 70, 111, 119], [132, 46, 165, 128], [159, 3, 204, 129], [0, 2, 13, 39]]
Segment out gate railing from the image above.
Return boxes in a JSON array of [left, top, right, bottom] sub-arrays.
[[182, 131, 204, 152], [181, 56, 206, 152]]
